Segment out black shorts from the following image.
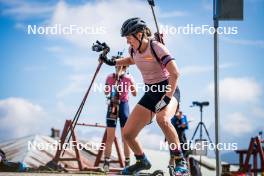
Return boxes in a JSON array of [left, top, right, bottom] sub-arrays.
[[138, 80, 180, 113]]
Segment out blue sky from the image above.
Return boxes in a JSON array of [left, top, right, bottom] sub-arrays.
[[0, 0, 263, 162]]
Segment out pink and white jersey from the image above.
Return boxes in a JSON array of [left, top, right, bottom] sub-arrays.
[[130, 41, 171, 84], [105, 73, 134, 102]]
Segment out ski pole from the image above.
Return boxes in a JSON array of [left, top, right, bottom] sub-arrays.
[[147, 0, 164, 44]]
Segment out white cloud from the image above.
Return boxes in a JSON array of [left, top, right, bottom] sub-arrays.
[[2, 0, 191, 53], [0, 97, 47, 139], [181, 63, 235, 76], [202, 1, 213, 12], [252, 107, 264, 119], [159, 11, 189, 18], [55, 63, 112, 99], [62, 57, 93, 72], [48, 0, 155, 50], [208, 77, 262, 103], [138, 128, 164, 150], [56, 74, 88, 98], [45, 46, 64, 53], [181, 65, 213, 75], [56, 101, 76, 117], [222, 37, 264, 49], [222, 112, 254, 136], [0, 0, 54, 20]]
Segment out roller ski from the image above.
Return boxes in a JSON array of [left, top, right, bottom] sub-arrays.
[[120, 169, 164, 176], [120, 157, 152, 175], [135, 170, 164, 176], [168, 159, 190, 176]]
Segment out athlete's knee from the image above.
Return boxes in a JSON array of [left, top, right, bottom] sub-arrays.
[[156, 117, 170, 128], [123, 130, 134, 141]]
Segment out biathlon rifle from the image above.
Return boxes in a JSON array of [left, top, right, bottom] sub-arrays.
[[147, 0, 164, 44], [107, 51, 124, 119]]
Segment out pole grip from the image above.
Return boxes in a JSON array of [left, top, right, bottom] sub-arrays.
[[147, 0, 155, 6]]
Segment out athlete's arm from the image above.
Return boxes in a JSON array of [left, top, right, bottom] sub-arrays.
[[151, 41, 180, 99], [165, 60, 180, 98], [116, 56, 135, 66], [104, 77, 111, 95], [130, 78, 137, 97], [100, 55, 134, 66]]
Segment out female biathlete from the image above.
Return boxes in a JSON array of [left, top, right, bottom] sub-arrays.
[[103, 65, 136, 171], [100, 17, 189, 175]]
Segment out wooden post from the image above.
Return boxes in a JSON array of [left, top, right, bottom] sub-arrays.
[[53, 120, 83, 170]]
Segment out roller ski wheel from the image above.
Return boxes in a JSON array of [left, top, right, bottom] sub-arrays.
[[120, 169, 164, 176]]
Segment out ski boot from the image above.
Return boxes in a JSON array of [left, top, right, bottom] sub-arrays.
[[174, 158, 190, 176], [168, 165, 176, 176], [121, 157, 151, 175], [103, 158, 110, 172], [125, 158, 130, 167]]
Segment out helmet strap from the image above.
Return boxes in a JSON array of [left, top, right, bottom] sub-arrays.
[[132, 33, 145, 52]]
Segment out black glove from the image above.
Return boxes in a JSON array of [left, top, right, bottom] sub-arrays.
[[155, 95, 171, 113], [99, 54, 116, 66]]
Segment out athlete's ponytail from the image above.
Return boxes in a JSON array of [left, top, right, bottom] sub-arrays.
[[144, 27, 152, 37]]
